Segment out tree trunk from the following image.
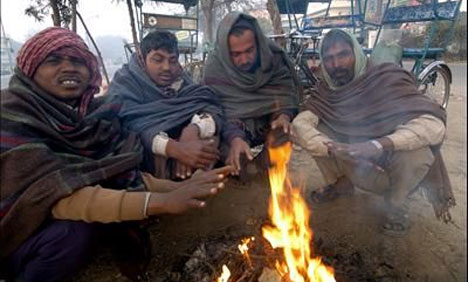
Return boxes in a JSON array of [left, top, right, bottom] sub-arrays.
[[267, 0, 285, 47], [70, 0, 77, 32], [50, 0, 62, 26], [200, 0, 215, 44], [126, 0, 139, 46]]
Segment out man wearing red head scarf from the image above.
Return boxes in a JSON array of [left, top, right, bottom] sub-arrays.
[[0, 27, 232, 281]]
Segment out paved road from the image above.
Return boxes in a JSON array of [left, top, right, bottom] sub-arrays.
[[447, 62, 467, 96], [403, 61, 467, 96]]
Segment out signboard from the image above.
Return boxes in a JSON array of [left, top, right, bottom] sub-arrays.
[[143, 13, 197, 31]]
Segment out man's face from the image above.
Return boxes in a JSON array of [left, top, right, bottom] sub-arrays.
[[33, 54, 91, 101], [322, 42, 356, 86], [145, 49, 180, 87], [228, 29, 258, 72]]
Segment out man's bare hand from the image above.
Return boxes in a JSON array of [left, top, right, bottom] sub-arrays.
[[167, 139, 220, 172], [325, 141, 383, 160], [271, 113, 292, 134], [175, 125, 201, 179], [226, 137, 253, 175], [325, 141, 385, 172], [146, 166, 234, 215]]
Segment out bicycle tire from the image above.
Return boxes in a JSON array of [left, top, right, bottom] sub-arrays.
[[417, 66, 450, 110]]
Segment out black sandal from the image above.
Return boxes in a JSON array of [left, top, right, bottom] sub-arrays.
[[310, 184, 354, 204]]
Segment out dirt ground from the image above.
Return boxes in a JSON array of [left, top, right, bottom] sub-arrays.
[[70, 90, 466, 281]]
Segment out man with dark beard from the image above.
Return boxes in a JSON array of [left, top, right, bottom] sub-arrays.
[[203, 12, 299, 178], [292, 29, 454, 236]]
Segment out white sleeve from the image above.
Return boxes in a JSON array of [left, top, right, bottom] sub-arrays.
[[191, 113, 216, 138], [292, 110, 333, 157], [151, 132, 169, 156], [386, 114, 446, 151]]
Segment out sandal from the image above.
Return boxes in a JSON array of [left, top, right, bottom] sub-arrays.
[[310, 183, 354, 204], [380, 209, 411, 237]]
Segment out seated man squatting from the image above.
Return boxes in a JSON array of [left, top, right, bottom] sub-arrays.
[[0, 27, 233, 282], [202, 12, 300, 178], [292, 29, 455, 236]]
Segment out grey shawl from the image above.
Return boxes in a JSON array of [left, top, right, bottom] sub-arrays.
[[106, 53, 224, 151]]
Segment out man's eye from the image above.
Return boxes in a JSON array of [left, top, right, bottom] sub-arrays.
[[44, 57, 60, 64], [339, 51, 352, 58], [71, 58, 86, 65]]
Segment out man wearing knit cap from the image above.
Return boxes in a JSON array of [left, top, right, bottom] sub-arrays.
[[0, 27, 232, 281], [203, 12, 299, 178], [292, 29, 454, 236]]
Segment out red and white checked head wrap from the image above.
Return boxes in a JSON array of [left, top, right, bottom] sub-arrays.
[[17, 27, 102, 116]]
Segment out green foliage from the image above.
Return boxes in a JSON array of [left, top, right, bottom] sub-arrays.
[[25, 0, 75, 26], [24, 0, 50, 22]]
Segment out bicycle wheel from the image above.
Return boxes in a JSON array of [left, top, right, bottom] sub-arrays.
[[417, 66, 450, 109]]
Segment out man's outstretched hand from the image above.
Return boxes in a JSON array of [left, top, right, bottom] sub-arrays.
[[325, 141, 385, 172], [271, 113, 292, 134], [146, 166, 234, 215], [226, 137, 253, 175]]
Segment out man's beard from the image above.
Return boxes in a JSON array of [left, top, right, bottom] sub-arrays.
[[237, 61, 255, 72], [330, 68, 354, 86]]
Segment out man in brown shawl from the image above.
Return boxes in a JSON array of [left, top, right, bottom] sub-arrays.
[[292, 29, 454, 236], [202, 12, 299, 177], [0, 27, 232, 281]]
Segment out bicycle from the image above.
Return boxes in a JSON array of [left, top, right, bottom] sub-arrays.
[[269, 29, 322, 104]]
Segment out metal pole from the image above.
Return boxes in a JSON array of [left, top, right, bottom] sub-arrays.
[[373, 0, 391, 49], [0, 20, 14, 74], [76, 11, 110, 86], [286, 0, 293, 31], [351, 0, 355, 33], [442, 0, 462, 53]]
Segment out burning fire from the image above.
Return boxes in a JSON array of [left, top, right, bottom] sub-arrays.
[[262, 142, 335, 282], [214, 142, 334, 282], [217, 264, 231, 282], [238, 237, 255, 268]]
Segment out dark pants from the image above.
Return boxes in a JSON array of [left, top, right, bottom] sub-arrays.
[[5, 220, 95, 282]]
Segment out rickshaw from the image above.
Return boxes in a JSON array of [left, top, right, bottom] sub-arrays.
[[123, 0, 201, 65], [276, 0, 462, 109], [372, 0, 462, 109]]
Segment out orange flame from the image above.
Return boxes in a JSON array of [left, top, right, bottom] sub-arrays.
[[238, 237, 255, 268], [262, 142, 335, 282], [217, 264, 231, 282]]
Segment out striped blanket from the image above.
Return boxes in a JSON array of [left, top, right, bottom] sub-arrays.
[[0, 70, 145, 259]]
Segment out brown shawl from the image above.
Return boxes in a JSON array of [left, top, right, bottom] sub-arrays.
[[202, 12, 299, 120], [305, 62, 455, 222]]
